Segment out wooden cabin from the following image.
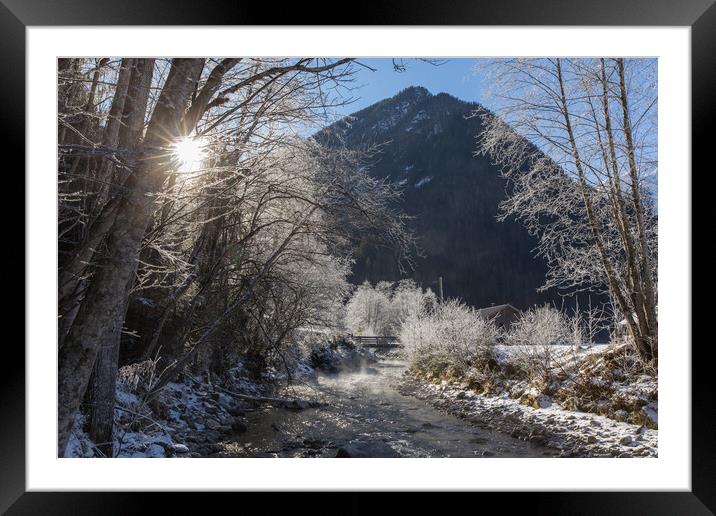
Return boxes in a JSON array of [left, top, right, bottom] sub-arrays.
[[476, 303, 521, 331]]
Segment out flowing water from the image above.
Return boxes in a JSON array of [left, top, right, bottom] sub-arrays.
[[216, 356, 558, 458]]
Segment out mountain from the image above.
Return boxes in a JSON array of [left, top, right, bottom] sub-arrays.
[[317, 86, 557, 310]]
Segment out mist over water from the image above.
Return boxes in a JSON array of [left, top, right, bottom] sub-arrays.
[[216, 354, 557, 458]]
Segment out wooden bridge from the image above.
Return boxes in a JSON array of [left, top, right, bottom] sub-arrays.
[[350, 335, 401, 348]]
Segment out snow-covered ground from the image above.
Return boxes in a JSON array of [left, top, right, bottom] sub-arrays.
[[65, 340, 375, 458], [403, 376, 657, 458], [65, 367, 260, 458], [64, 337, 655, 459], [402, 342, 658, 457]]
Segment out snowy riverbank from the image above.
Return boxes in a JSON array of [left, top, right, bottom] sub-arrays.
[[399, 375, 657, 458], [65, 341, 375, 458]]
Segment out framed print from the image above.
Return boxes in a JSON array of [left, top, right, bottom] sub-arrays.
[[4, 0, 711, 512]]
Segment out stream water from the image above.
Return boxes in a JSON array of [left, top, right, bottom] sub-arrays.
[[216, 356, 558, 458]]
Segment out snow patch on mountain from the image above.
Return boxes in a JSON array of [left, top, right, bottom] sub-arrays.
[[415, 176, 433, 188], [405, 110, 430, 132]]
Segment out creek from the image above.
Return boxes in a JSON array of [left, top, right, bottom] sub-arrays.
[[215, 356, 558, 458]]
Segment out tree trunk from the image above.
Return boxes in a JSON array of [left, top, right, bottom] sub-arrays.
[[84, 58, 173, 453], [58, 58, 204, 456], [57, 194, 122, 349], [615, 58, 658, 362], [554, 59, 647, 362], [90, 58, 134, 214], [58, 58, 136, 348]]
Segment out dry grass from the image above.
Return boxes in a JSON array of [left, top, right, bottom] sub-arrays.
[[412, 340, 657, 429]]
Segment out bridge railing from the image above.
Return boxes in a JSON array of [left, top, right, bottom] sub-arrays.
[[349, 335, 400, 348]]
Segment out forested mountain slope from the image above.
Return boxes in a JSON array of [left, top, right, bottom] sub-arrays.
[[317, 86, 557, 309]]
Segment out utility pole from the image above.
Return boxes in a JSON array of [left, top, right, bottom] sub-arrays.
[[438, 276, 444, 303]]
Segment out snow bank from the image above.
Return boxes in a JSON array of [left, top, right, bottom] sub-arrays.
[[65, 337, 370, 458], [305, 338, 376, 373], [64, 359, 277, 458], [408, 341, 658, 450], [403, 376, 658, 458]]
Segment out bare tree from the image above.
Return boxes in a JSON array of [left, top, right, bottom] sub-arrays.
[[475, 58, 658, 365], [59, 58, 205, 454], [57, 57, 416, 455]]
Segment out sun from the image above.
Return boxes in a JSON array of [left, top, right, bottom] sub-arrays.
[[172, 136, 207, 173]]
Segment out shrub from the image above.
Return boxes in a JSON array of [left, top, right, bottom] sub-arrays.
[[402, 299, 499, 376], [117, 358, 161, 394], [344, 281, 392, 336], [504, 305, 572, 387], [332, 335, 355, 350], [344, 280, 437, 337], [506, 305, 572, 347]]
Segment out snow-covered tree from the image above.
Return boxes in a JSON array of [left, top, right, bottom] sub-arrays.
[[345, 281, 393, 336], [387, 279, 436, 334], [475, 58, 657, 364], [344, 279, 436, 337], [57, 58, 415, 455], [401, 299, 499, 370]]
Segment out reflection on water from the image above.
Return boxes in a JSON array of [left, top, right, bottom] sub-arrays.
[[216, 357, 557, 458]]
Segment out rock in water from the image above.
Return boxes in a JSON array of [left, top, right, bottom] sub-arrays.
[[335, 448, 352, 458], [228, 406, 245, 417], [173, 443, 190, 454], [333, 441, 400, 458], [232, 420, 248, 433]]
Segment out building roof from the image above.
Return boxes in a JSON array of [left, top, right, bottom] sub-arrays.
[[476, 303, 520, 320]]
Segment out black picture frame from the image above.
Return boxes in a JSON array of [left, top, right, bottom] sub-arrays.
[[3, 0, 709, 513]]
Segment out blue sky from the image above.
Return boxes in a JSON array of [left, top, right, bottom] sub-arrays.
[[322, 57, 658, 207], [333, 58, 485, 118]]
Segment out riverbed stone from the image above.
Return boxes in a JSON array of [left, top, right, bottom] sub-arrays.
[[232, 420, 248, 433], [173, 443, 190, 454], [228, 407, 245, 417], [335, 441, 400, 458]]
